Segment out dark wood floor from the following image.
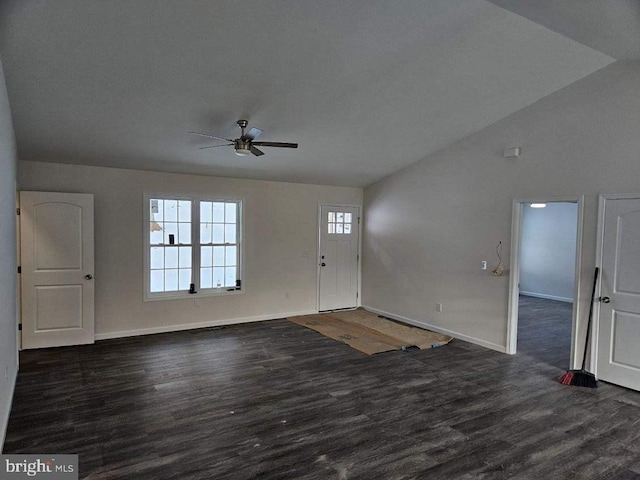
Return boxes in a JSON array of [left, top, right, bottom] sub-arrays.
[[4, 307, 640, 479], [517, 295, 573, 370]]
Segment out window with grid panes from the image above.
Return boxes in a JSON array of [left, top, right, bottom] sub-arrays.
[[145, 196, 242, 299], [327, 211, 352, 234], [199, 200, 239, 290]]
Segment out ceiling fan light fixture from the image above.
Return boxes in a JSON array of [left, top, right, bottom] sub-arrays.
[[234, 147, 251, 156]]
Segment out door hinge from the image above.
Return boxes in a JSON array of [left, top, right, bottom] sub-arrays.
[[17, 266, 21, 274], [357, 292, 359, 298], [16, 208, 20, 215], [358, 216, 360, 224], [18, 323, 22, 331], [357, 254, 359, 262]]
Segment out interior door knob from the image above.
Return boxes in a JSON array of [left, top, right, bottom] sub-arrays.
[[321, 263, 326, 267], [601, 296, 610, 303], [85, 274, 93, 280]]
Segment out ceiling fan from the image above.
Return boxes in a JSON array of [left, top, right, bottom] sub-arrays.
[[188, 119, 298, 157]]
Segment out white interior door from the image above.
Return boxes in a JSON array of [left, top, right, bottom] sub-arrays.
[[20, 191, 95, 349], [318, 205, 359, 311], [596, 197, 640, 391]]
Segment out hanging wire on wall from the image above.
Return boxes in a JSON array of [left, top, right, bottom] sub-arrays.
[[492, 241, 504, 276]]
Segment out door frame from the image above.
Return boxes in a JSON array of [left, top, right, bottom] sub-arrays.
[[593, 193, 640, 377], [15, 186, 21, 355], [506, 195, 584, 369], [316, 204, 362, 312]]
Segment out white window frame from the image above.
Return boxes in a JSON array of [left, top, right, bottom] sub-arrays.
[[143, 193, 244, 301]]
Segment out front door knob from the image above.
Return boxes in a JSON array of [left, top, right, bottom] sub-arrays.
[[321, 263, 326, 267], [85, 274, 93, 280], [601, 296, 610, 304]]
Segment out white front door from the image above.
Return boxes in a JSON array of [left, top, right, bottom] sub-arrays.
[[596, 196, 640, 391], [318, 205, 359, 311], [20, 191, 95, 349]]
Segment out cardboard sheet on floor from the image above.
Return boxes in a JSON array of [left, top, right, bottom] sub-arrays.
[[331, 309, 453, 350], [288, 314, 406, 355], [288, 309, 453, 355]]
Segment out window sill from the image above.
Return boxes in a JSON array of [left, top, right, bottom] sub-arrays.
[[144, 288, 244, 302]]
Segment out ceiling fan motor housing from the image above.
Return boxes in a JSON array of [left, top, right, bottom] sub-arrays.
[[234, 139, 251, 156]]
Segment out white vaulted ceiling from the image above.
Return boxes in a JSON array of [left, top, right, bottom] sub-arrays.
[[0, 1, 632, 187]]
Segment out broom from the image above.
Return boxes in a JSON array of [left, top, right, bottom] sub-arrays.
[[559, 267, 599, 388]]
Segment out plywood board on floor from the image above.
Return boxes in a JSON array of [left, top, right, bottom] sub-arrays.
[[288, 309, 453, 355]]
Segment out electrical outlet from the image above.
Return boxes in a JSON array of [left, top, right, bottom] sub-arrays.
[[436, 303, 443, 313], [194, 299, 199, 307]]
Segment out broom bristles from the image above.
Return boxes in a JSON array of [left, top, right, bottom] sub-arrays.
[[572, 370, 598, 388], [558, 369, 597, 388], [559, 371, 574, 385]]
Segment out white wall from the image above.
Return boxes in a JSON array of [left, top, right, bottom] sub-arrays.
[[0, 56, 18, 448], [18, 161, 362, 338], [362, 60, 640, 352], [520, 202, 577, 302]]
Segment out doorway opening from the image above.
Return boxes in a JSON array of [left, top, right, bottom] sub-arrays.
[[507, 197, 584, 371]]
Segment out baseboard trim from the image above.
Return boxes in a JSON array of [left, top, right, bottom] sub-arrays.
[[1, 368, 17, 450], [94, 309, 318, 341], [520, 291, 573, 303], [362, 306, 507, 353]]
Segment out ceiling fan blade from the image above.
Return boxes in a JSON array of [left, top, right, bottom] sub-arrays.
[[199, 143, 234, 150], [244, 127, 263, 140], [188, 131, 233, 142], [250, 145, 265, 156], [252, 142, 298, 149]]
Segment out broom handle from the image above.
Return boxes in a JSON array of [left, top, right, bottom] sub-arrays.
[[581, 267, 599, 371]]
